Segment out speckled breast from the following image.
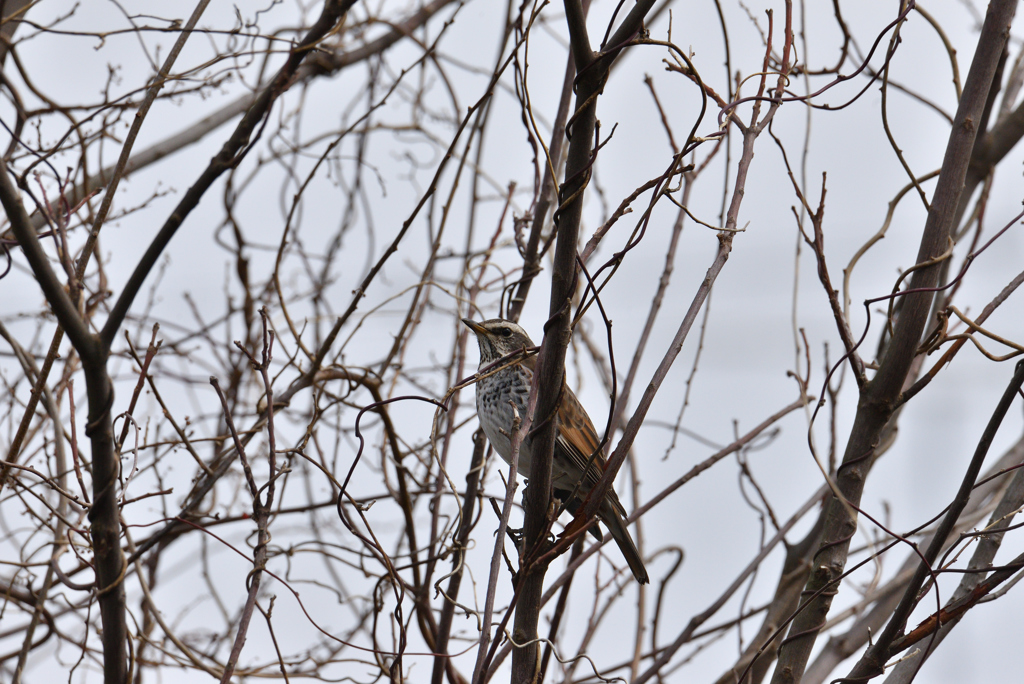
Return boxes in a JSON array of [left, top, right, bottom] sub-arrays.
[[475, 364, 533, 475]]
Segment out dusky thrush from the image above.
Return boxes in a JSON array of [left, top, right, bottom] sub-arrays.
[[463, 318, 649, 585]]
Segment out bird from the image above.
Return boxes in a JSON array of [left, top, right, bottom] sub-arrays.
[[463, 317, 649, 585]]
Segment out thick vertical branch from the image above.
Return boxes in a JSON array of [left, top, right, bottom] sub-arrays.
[[82, 361, 126, 684], [0, 166, 129, 684], [769, 3, 1019, 682], [510, 1, 655, 681], [508, 1, 593, 678]]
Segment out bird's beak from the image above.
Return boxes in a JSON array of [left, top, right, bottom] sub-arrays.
[[462, 318, 487, 335]]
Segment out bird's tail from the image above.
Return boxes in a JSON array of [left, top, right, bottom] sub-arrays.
[[600, 500, 649, 585]]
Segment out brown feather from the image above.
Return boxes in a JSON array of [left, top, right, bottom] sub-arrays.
[[464, 317, 649, 583]]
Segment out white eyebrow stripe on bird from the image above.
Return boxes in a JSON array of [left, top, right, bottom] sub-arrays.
[[554, 433, 628, 519]]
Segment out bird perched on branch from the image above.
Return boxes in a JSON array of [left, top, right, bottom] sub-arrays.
[[463, 318, 649, 585]]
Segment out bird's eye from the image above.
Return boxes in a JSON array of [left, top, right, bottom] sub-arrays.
[[499, 327, 512, 338]]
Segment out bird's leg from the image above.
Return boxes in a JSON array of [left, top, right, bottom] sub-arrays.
[[518, 481, 563, 545], [503, 523, 525, 547], [491, 495, 525, 546]]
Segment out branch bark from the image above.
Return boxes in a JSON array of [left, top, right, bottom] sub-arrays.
[[510, 2, 656, 681], [769, 3, 1019, 682], [844, 360, 1024, 681]]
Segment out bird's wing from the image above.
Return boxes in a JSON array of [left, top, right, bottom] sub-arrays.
[[515, 353, 629, 519], [554, 385, 628, 519]]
